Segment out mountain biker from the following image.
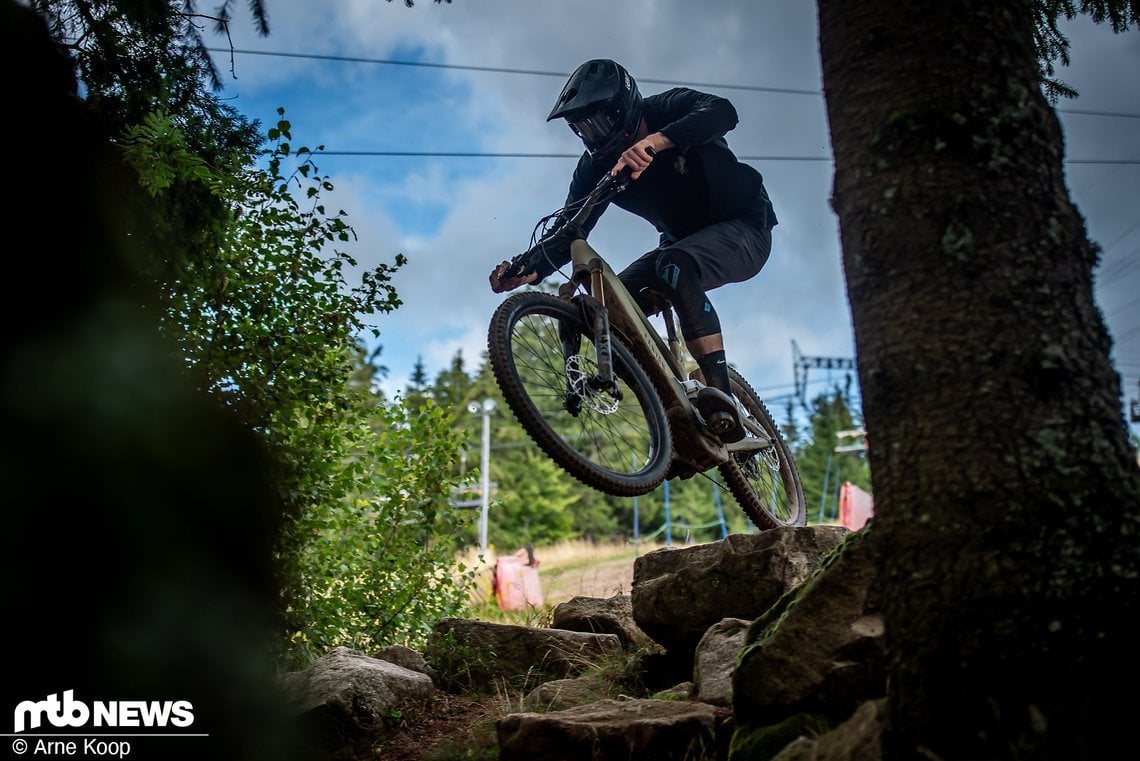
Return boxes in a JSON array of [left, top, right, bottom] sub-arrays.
[[489, 58, 777, 442]]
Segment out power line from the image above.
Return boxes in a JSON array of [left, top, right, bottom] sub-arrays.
[[309, 150, 835, 161], [306, 149, 1140, 165], [210, 47, 1140, 120], [209, 48, 821, 97], [1059, 108, 1140, 119]]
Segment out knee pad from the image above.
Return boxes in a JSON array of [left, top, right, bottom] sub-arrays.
[[655, 249, 721, 340]]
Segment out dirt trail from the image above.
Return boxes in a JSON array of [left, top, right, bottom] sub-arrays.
[[538, 553, 643, 606]]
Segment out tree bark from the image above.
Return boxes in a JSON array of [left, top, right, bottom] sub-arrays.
[[817, 1, 1140, 758]]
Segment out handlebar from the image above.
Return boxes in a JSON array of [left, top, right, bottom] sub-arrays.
[[501, 160, 644, 281]]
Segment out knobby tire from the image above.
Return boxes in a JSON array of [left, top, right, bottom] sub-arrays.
[[488, 292, 672, 497], [718, 368, 807, 530]]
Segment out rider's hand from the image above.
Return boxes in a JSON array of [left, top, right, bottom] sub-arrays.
[[490, 261, 539, 293], [612, 132, 674, 180]]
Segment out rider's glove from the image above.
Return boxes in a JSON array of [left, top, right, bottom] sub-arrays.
[[489, 259, 538, 293], [489, 222, 581, 293]]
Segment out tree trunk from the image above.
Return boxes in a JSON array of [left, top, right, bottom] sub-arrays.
[[816, 1, 1140, 758]]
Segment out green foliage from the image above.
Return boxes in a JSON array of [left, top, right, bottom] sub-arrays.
[[126, 108, 406, 504], [29, 0, 484, 680], [121, 111, 222, 195], [405, 354, 432, 408], [433, 350, 475, 410], [30, 0, 269, 98], [281, 400, 477, 668], [791, 385, 871, 524], [490, 450, 581, 549], [32, 0, 265, 277], [117, 101, 476, 669], [620, 477, 744, 544], [1032, 1, 1140, 100]]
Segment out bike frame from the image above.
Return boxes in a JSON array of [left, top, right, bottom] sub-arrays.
[[557, 238, 770, 478]]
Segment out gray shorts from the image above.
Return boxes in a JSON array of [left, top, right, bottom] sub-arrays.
[[617, 217, 772, 295]]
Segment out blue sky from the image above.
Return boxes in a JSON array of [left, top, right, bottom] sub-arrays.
[[207, 1, 1140, 438]]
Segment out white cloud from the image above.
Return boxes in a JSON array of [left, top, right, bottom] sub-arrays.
[[212, 1, 1140, 431]]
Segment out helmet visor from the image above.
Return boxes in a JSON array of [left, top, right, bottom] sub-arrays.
[[568, 109, 621, 147]]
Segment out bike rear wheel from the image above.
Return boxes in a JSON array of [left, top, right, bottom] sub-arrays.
[[488, 292, 672, 496], [717, 368, 806, 530]]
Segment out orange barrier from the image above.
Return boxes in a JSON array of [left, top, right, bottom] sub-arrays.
[[838, 481, 874, 531], [493, 547, 543, 611]]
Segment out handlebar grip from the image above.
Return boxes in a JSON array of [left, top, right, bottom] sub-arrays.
[[502, 252, 534, 280], [504, 225, 575, 280], [608, 146, 653, 187]]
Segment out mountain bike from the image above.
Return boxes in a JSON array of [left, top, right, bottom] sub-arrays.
[[486, 168, 805, 531]]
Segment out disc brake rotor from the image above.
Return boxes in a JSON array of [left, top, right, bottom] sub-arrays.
[[565, 354, 620, 415]]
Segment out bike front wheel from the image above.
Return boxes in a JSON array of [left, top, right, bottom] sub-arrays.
[[717, 368, 807, 530], [488, 292, 672, 496]]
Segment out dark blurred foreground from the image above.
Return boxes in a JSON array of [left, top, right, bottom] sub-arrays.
[[1, 3, 301, 759]]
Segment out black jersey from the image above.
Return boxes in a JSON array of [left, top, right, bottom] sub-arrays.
[[534, 87, 776, 280]]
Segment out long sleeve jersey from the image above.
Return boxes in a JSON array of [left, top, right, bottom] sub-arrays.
[[533, 87, 776, 280]]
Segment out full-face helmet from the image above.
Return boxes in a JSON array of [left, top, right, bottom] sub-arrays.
[[547, 59, 643, 159]]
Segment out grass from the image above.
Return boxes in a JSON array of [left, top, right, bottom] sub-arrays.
[[453, 538, 665, 627], [367, 539, 673, 760]]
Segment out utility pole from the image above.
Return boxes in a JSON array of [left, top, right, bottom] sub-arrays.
[[467, 399, 496, 552]]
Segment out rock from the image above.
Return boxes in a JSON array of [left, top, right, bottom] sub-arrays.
[[286, 528, 888, 760], [280, 647, 434, 738], [424, 617, 622, 692], [496, 698, 732, 761], [552, 593, 658, 650], [520, 675, 618, 712], [734, 526, 884, 727], [373, 643, 435, 679], [693, 617, 752, 707], [632, 526, 850, 657], [770, 698, 886, 761]]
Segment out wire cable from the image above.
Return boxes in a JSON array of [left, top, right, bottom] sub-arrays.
[[208, 47, 1140, 120], [304, 150, 1139, 165]]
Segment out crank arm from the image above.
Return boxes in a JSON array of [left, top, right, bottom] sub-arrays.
[[726, 433, 773, 454], [728, 409, 774, 451]]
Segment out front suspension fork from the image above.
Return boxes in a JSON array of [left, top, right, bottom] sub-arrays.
[[558, 257, 619, 405]]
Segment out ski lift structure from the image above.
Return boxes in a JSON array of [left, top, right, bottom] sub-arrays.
[[792, 339, 857, 412]]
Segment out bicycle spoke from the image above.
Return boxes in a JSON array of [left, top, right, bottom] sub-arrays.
[[490, 293, 670, 494], [714, 368, 806, 529]]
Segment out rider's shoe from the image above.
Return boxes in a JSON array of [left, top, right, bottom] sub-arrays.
[[697, 386, 745, 443]]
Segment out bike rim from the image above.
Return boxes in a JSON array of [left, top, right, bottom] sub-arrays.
[[731, 388, 802, 525], [508, 305, 663, 478]]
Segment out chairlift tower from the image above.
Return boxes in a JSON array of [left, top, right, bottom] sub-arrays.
[[792, 340, 856, 411]]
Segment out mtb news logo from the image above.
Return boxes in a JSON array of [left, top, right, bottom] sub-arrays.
[[13, 690, 195, 733]]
